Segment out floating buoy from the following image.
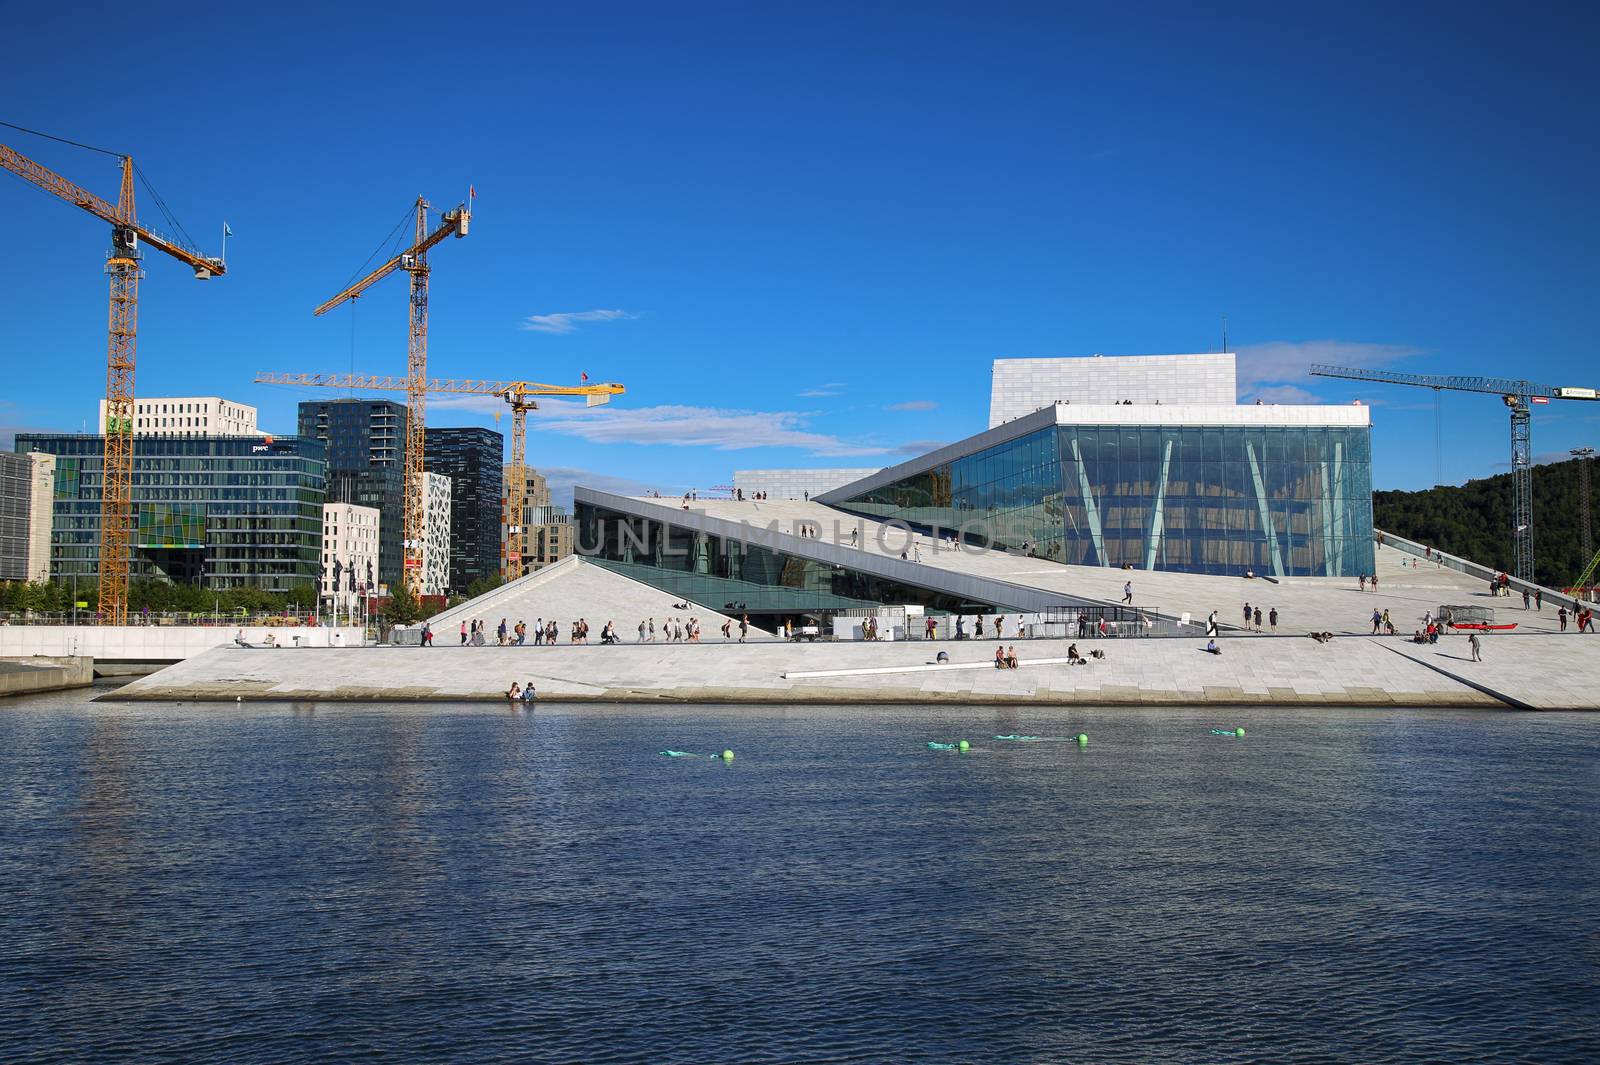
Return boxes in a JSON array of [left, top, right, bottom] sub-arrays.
[[1208, 728, 1246, 738], [1076, 733, 1088, 746], [721, 749, 735, 761], [958, 740, 970, 752], [1236, 727, 1246, 738]]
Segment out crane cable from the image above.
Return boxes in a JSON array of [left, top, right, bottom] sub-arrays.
[[0, 119, 124, 158]]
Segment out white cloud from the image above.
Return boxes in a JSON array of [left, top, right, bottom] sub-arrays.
[[887, 400, 938, 412], [519, 309, 637, 334], [525, 399, 890, 457], [798, 382, 847, 398], [536, 467, 660, 509], [1248, 385, 1320, 404], [1235, 339, 1422, 399]]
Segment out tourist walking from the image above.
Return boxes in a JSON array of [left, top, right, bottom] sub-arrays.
[[1123, 580, 1133, 604], [1559, 606, 1568, 632], [1206, 610, 1218, 637], [1078, 611, 1089, 639], [1371, 608, 1382, 634], [739, 614, 749, 643], [649, 618, 656, 642], [1522, 589, 1530, 610], [1243, 603, 1252, 628], [1269, 607, 1278, 633], [459, 620, 468, 645], [1535, 590, 1543, 611], [1469, 632, 1482, 662], [1253, 606, 1262, 631]]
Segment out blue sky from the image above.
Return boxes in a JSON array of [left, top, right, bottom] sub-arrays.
[[3, 2, 1597, 503]]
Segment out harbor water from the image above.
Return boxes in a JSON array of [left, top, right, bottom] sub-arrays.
[[2, 693, 1597, 1063]]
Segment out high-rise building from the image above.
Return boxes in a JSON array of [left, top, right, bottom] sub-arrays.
[[0, 451, 56, 583], [424, 427, 503, 593], [320, 502, 380, 617], [99, 396, 259, 438], [14, 434, 324, 591], [421, 471, 452, 597], [298, 399, 407, 589], [501, 466, 573, 575]]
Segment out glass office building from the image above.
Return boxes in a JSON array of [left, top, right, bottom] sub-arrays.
[[424, 427, 504, 593], [14, 434, 325, 591], [299, 400, 407, 588], [821, 410, 1374, 577]]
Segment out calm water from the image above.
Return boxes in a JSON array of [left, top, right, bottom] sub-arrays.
[[1, 692, 1597, 1064]]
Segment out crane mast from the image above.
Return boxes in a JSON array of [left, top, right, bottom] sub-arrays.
[[314, 197, 470, 595], [1, 140, 226, 624]]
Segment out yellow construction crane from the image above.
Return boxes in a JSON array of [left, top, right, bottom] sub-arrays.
[[255, 372, 625, 578], [314, 196, 471, 594], [2, 134, 226, 624]]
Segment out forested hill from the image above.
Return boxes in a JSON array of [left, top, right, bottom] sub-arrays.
[[1373, 456, 1599, 588]]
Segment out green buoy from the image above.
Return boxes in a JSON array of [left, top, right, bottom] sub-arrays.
[[1076, 733, 1088, 746], [721, 749, 735, 761], [1235, 727, 1245, 738], [958, 740, 970, 752]]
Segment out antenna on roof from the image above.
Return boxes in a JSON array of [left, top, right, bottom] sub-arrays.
[[1222, 315, 1228, 353]]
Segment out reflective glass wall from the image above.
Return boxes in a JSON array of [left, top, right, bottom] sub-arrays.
[[576, 502, 999, 621], [828, 426, 1065, 558], [15, 435, 325, 590], [831, 424, 1374, 577]]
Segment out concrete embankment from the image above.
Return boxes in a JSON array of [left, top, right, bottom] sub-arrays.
[[1, 657, 95, 698], [103, 634, 1600, 709]]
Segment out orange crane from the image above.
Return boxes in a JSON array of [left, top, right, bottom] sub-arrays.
[[314, 197, 471, 594], [1, 137, 226, 624], [255, 373, 625, 578]]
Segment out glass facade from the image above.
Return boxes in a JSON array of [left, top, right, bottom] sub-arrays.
[[14, 434, 325, 591], [299, 400, 407, 588], [831, 424, 1374, 577], [424, 427, 504, 594], [576, 501, 1002, 623]]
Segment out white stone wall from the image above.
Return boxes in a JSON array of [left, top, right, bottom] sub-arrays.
[[733, 468, 883, 500], [422, 472, 452, 596], [100, 396, 260, 438], [321, 502, 381, 613], [26, 452, 53, 583], [989, 354, 1237, 427]]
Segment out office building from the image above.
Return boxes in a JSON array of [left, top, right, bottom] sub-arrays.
[[99, 396, 259, 438], [321, 502, 380, 615], [0, 451, 56, 583], [502, 467, 576, 574], [424, 427, 503, 593], [298, 399, 407, 588], [14, 434, 325, 591], [421, 471, 452, 597]]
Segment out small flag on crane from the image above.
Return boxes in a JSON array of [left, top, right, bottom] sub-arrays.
[[224, 222, 233, 237], [581, 371, 589, 383]]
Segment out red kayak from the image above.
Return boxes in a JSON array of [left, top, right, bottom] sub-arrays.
[[1449, 622, 1518, 631]]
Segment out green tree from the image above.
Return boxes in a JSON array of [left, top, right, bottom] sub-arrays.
[[382, 583, 423, 625]]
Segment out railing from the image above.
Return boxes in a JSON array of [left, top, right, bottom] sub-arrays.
[[0, 609, 338, 627], [1374, 529, 1585, 610]]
